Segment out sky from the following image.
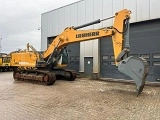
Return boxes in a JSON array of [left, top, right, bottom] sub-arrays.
[[0, 0, 80, 53]]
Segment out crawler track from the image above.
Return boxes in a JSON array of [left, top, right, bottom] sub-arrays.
[[50, 69, 77, 81], [60, 69, 77, 81], [13, 69, 77, 85], [13, 70, 56, 85]]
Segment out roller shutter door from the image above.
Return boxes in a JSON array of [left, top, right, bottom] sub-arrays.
[[100, 19, 160, 82]]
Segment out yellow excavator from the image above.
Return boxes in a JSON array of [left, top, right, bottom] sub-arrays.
[[0, 53, 11, 71], [13, 9, 149, 96]]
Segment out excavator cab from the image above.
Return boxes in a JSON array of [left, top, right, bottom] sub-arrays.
[[55, 48, 69, 67], [61, 48, 69, 64]]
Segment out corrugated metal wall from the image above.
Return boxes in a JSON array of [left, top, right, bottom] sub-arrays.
[[100, 19, 160, 82], [41, 0, 160, 73]]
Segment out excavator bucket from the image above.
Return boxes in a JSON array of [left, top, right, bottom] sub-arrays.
[[118, 56, 149, 96]]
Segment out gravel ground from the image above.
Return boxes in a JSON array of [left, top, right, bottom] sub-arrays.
[[0, 72, 160, 120]]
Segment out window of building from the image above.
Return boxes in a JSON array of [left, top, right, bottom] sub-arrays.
[[153, 53, 160, 59], [75, 56, 79, 60], [156, 78, 160, 81], [75, 61, 79, 64], [110, 55, 115, 59], [110, 61, 116, 66], [70, 61, 74, 64], [130, 54, 138, 57], [70, 56, 75, 60], [153, 61, 160, 66], [140, 54, 150, 59], [102, 61, 109, 65], [102, 55, 109, 60]]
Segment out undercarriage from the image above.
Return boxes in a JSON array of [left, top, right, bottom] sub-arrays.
[[13, 69, 77, 85]]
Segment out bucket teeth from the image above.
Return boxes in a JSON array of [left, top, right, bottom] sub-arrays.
[[136, 57, 149, 96], [118, 56, 149, 96]]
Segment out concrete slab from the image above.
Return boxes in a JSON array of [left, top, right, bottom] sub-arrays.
[[0, 72, 160, 120]]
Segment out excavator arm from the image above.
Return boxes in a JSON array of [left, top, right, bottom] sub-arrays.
[[42, 9, 149, 96]]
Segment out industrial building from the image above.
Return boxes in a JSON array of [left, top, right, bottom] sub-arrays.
[[41, 0, 160, 82]]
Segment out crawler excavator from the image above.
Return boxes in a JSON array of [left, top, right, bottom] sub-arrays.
[[13, 9, 149, 96], [0, 53, 11, 71]]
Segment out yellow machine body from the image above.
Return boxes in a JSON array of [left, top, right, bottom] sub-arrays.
[[10, 51, 40, 69], [0, 55, 11, 71]]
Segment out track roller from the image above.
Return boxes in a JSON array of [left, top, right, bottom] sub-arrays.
[[63, 70, 77, 81], [55, 69, 77, 81]]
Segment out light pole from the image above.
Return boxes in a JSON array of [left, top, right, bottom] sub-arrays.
[[38, 27, 41, 30], [0, 38, 2, 53], [38, 27, 42, 51]]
